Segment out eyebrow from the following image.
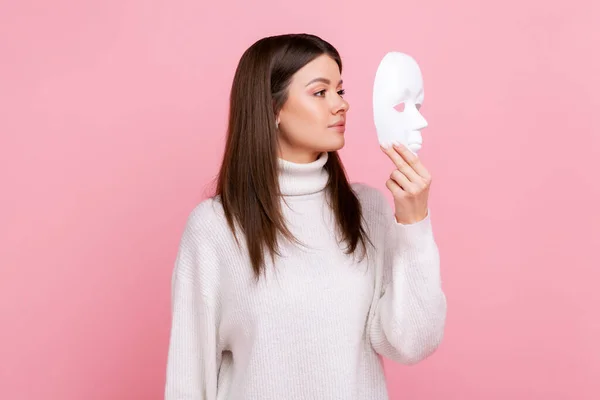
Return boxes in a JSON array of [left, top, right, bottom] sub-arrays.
[[305, 78, 343, 86]]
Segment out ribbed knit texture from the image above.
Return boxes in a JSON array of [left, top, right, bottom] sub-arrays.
[[164, 152, 447, 400]]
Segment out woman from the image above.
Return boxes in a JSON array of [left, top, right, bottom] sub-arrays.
[[164, 33, 447, 399]]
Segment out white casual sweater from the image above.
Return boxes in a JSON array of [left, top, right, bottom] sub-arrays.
[[164, 152, 447, 400]]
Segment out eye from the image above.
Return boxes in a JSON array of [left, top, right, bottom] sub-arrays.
[[416, 103, 422, 110], [394, 102, 406, 112], [314, 89, 346, 97]]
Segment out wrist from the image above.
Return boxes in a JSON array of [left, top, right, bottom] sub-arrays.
[[395, 210, 428, 225]]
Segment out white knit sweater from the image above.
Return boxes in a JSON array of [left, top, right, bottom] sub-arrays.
[[164, 152, 447, 400]]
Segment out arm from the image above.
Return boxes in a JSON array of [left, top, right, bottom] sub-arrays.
[[165, 206, 221, 399], [368, 204, 447, 365]]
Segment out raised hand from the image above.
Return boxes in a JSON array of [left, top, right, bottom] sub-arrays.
[[380, 143, 431, 225]]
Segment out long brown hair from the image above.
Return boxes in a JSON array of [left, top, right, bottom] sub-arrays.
[[215, 33, 370, 279]]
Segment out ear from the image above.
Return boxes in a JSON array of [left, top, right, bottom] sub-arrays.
[[272, 99, 280, 128], [274, 110, 280, 129]]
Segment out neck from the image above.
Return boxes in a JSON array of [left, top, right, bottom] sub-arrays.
[[277, 143, 322, 164], [278, 152, 329, 196]]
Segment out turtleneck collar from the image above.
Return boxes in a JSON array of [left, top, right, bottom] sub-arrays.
[[278, 152, 329, 196]]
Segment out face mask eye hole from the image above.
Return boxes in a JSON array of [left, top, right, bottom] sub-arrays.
[[416, 103, 422, 111], [393, 102, 406, 112]]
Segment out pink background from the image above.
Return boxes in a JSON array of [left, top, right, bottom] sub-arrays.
[[2, 0, 599, 399]]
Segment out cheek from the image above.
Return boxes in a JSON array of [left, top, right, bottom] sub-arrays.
[[390, 110, 408, 125], [288, 97, 326, 127], [300, 96, 323, 116]]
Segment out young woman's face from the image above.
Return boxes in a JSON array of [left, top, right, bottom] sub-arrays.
[[276, 54, 350, 163]]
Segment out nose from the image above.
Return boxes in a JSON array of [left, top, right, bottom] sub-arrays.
[[333, 97, 349, 114], [412, 108, 428, 131]]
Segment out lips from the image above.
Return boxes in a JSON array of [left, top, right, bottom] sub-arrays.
[[328, 121, 345, 127], [408, 131, 422, 146]]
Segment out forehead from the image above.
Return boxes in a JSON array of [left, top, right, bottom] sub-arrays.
[[374, 53, 424, 100], [291, 55, 341, 84]]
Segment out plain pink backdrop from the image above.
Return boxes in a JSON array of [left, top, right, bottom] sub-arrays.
[[2, 0, 599, 399]]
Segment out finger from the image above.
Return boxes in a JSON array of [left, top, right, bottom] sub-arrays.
[[392, 143, 431, 182], [386, 178, 406, 198], [380, 145, 421, 183], [390, 169, 414, 192]]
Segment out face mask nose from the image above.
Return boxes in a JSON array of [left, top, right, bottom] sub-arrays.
[[414, 111, 428, 130], [405, 104, 427, 131]]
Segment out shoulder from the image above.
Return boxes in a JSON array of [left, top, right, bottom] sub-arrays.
[[183, 195, 226, 233], [350, 182, 399, 250], [350, 182, 396, 238], [179, 195, 239, 245], [176, 195, 232, 266], [351, 182, 393, 217], [173, 196, 230, 295]]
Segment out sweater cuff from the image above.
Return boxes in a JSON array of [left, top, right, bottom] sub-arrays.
[[393, 209, 434, 248]]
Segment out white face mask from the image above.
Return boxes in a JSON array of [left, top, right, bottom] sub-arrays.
[[373, 52, 428, 154]]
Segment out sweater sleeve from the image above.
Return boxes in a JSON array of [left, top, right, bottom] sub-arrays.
[[164, 205, 222, 399], [367, 192, 447, 365]]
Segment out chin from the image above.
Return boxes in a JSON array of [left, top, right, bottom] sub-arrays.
[[322, 136, 345, 152], [301, 136, 344, 155]]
